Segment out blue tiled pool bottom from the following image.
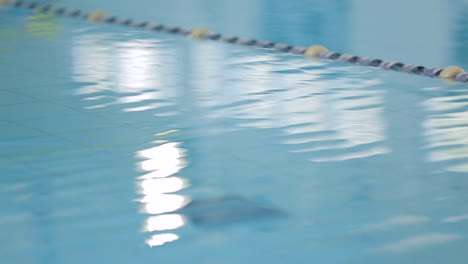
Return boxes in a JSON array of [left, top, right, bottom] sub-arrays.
[[2, 3, 468, 264]]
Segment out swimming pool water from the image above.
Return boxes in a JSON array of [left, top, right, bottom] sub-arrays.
[[1, 0, 468, 263]]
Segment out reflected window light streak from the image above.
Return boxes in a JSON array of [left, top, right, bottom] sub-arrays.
[[72, 35, 115, 95], [115, 39, 180, 97], [84, 102, 115, 109], [139, 177, 189, 195], [332, 106, 386, 146], [136, 140, 191, 247], [216, 51, 388, 161], [424, 96, 468, 112], [372, 233, 462, 253], [310, 146, 391, 162], [191, 42, 229, 108], [351, 215, 430, 233], [291, 141, 355, 153], [155, 130, 178, 136], [121, 101, 173, 112], [138, 167, 182, 179], [153, 140, 170, 144], [75, 84, 112, 96], [84, 95, 107, 101], [137, 142, 185, 159], [117, 44, 159, 91], [424, 90, 468, 172], [117, 91, 163, 104], [137, 142, 187, 173], [428, 146, 468, 162], [146, 233, 180, 247], [139, 158, 183, 172], [283, 134, 339, 145], [123, 105, 159, 112], [449, 163, 468, 173], [282, 123, 327, 134], [140, 194, 191, 214], [73, 36, 178, 109], [443, 214, 468, 223], [145, 214, 186, 232]]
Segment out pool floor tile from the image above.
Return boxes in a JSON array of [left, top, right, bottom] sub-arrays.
[[0, 101, 82, 121], [23, 148, 135, 175], [0, 121, 45, 140], [0, 161, 44, 184], [0, 135, 83, 160], [18, 113, 118, 134], [94, 110, 164, 125], [0, 90, 37, 106], [58, 124, 154, 148]]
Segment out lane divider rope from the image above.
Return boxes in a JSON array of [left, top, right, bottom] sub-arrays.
[[1, 0, 467, 83]]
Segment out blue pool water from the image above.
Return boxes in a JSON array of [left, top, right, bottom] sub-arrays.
[[1, 0, 468, 263]]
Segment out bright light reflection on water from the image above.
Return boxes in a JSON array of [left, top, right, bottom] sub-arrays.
[[135, 139, 190, 247], [139, 177, 189, 195], [424, 86, 468, 172], [145, 214, 186, 232], [137, 142, 187, 172], [146, 233, 180, 247], [65, 21, 468, 257], [140, 193, 190, 214]]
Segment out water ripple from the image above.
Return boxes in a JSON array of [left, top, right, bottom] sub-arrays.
[[424, 85, 468, 172], [190, 46, 389, 162], [67, 30, 392, 248]]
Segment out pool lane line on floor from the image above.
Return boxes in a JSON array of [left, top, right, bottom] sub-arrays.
[[1, 0, 467, 83]]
